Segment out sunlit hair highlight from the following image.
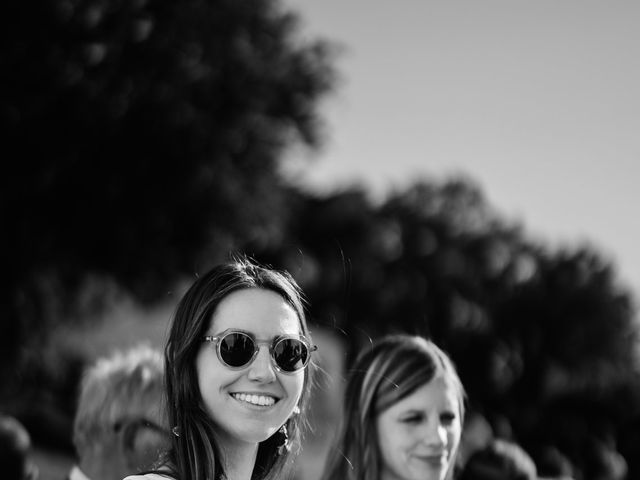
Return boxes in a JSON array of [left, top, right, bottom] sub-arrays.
[[322, 334, 465, 480]]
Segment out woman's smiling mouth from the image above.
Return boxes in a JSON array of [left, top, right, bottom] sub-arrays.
[[231, 392, 278, 406], [412, 453, 447, 466]]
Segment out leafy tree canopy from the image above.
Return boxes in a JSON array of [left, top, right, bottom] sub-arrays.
[[0, 0, 335, 380]]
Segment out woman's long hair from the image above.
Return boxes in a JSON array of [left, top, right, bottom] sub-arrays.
[[322, 334, 466, 480], [159, 256, 314, 480]]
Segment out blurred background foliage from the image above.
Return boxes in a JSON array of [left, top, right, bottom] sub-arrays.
[[1, 0, 639, 479]]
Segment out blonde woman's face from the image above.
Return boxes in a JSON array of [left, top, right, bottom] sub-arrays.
[[376, 376, 462, 480]]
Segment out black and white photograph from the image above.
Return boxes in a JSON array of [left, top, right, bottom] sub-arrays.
[[2, 1, 639, 480]]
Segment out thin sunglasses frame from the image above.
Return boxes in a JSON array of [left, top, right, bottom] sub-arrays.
[[203, 328, 317, 374]]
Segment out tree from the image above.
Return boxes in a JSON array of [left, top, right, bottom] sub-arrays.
[[0, 0, 334, 385]]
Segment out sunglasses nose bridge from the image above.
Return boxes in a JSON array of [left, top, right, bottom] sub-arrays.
[[252, 339, 273, 358], [247, 341, 278, 381]]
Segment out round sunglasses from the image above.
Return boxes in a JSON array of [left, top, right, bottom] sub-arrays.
[[203, 329, 317, 374]]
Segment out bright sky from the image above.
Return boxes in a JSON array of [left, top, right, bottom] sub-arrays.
[[282, 0, 640, 298]]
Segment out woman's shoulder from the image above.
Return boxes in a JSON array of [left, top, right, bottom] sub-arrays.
[[123, 475, 175, 480]]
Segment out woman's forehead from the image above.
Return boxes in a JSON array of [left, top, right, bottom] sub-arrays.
[[389, 376, 460, 411], [209, 288, 301, 335]]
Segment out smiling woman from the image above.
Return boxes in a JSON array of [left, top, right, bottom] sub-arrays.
[[123, 256, 317, 480], [321, 334, 465, 480]]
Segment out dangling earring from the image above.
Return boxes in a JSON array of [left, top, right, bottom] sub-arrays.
[[275, 423, 290, 456], [171, 426, 181, 437]]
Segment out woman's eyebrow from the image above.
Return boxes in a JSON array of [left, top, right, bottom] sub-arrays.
[[213, 328, 252, 335], [399, 409, 424, 416]]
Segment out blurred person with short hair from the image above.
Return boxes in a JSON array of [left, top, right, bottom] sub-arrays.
[[70, 344, 169, 480], [0, 413, 38, 480]]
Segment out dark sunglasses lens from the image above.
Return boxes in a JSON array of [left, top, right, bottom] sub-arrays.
[[219, 333, 255, 367], [273, 339, 309, 372]]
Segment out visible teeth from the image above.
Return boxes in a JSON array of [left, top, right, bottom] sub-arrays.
[[232, 393, 276, 406]]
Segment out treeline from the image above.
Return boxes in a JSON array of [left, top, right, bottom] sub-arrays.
[[252, 179, 640, 479]]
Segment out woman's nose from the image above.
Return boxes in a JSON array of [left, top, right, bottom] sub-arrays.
[[423, 420, 447, 448], [247, 345, 277, 383]]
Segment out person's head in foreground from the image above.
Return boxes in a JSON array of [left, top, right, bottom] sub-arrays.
[[126, 256, 317, 480], [322, 334, 465, 480], [72, 343, 168, 480]]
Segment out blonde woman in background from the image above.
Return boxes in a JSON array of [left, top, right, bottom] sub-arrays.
[[322, 334, 465, 480]]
